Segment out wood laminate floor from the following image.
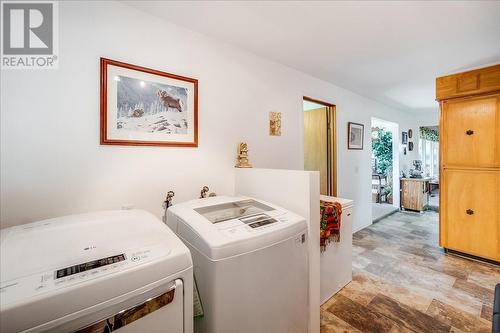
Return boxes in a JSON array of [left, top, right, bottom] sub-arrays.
[[320, 211, 499, 333]]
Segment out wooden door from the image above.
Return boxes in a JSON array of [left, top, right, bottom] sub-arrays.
[[442, 169, 500, 261], [304, 107, 328, 195], [442, 96, 500, 168]]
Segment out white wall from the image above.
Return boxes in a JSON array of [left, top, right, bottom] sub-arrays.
[[1, 1, 420, 233], [415, 110, 440, 127]]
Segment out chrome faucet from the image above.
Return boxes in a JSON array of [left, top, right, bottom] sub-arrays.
[[200, 186, 209, 199], [162, 191, 175, 223]]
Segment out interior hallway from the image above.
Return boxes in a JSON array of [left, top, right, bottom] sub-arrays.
[[321, 211, 499, 333]]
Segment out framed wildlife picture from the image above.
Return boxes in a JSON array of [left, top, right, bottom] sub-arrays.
[[100, 58, 198, 147], [348, 122, 364, 150]]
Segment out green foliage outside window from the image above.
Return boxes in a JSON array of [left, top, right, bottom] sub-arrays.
[[372, 127, 393, 177], [419, 126, 439, 142]]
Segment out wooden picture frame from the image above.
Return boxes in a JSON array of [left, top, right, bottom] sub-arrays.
[[348, 122, 364, 150], [100, 58, 198, 147]]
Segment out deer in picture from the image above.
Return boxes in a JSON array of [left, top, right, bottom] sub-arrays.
[[157, 90, 183, 112]]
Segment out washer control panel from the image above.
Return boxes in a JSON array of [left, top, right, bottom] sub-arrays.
[[239, 214, 278, 228], [55, 254, 126, 279], [0, 243, 170, 306], [216, 210, 291, 238]]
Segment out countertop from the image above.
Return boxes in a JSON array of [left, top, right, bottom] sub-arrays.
[[400, 177, 431, 182], [320, 195, 354, 208]]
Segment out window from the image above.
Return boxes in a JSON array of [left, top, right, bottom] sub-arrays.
[[419, 138, 439, 178]]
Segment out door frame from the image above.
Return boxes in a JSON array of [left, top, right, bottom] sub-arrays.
[[303, 96, 337, 196]]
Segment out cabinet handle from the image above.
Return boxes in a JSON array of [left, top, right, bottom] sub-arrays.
[[466, 129, 474, 135], [466, 209, 474, 215]]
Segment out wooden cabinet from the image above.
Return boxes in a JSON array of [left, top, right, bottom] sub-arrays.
[[438, 64, 500, 263], [442, 96, 500, 168], [436, 64, 500, 100], [441, 169, 499, 261], [400, 178, 429, 212]]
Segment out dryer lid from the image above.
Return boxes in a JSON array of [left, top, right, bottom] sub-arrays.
[[0, 210, 174, 283], [0, 210, 192, 333]]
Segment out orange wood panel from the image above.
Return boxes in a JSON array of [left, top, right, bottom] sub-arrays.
[[436, 64, 500, 101], [441, 169, 500, 261], [401, 179, 428, 211], [441, 96, 500, 168], [304, 107, 328, 195], [438, 64, 500, 262]]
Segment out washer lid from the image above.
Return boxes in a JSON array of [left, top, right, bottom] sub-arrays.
[[194, 199, 274, 224], [167, 196, 307, 260]]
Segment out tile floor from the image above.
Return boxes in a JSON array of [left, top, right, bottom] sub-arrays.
[[372, 203, 398, 222], [429, 192, 439, 209], [321, 211, 499, 333]]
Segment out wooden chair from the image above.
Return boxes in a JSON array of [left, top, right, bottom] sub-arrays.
[[372, 174, 385, 203]]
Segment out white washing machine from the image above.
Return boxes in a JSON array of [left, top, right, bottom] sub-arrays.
[[0, 210, 193, 333], [167, 196, 308, 333]]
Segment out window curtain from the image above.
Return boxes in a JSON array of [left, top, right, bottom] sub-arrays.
[[419, 126, 439, 142]]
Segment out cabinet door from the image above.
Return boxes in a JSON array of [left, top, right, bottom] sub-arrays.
[[401, 180, 426, 211], [442, 169, 500, 261], [442, 96, 500, 168], [401, 180, 416, 210], [401, 181, 410, 209]]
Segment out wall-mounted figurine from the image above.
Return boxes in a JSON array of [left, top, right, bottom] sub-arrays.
[[269, 112, 282, 136], [235, 142, 253, 168]]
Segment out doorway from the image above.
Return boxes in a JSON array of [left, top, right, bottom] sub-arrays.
[[303, 97, 336, 196], [371, 118, 399, 221]]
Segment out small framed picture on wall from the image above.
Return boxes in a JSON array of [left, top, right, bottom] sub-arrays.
[[402, 131, 408, 144], [348, 122, 364, 150]]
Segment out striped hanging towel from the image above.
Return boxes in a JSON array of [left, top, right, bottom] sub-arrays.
[[320, 200, 342, 252]]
